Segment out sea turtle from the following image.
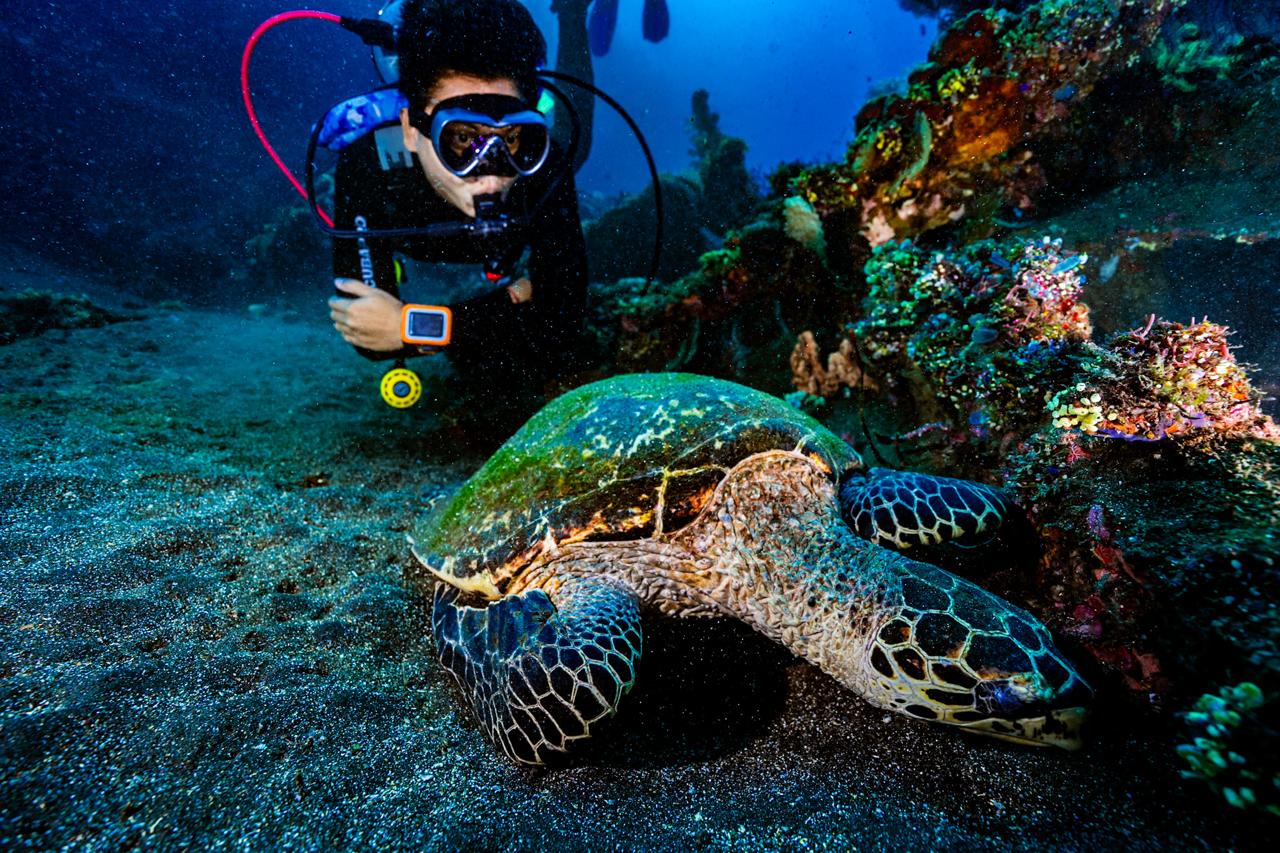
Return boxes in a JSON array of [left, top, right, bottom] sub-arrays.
[[410, 373, 1090, 764]]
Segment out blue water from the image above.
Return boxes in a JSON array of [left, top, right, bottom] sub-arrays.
[[524, 2, 937, 194]]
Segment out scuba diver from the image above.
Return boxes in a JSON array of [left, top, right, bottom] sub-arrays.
[[326, 0, 595, 427], [243, 0, 662, 424]]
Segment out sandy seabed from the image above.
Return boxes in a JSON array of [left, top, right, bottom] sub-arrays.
[[0, 264, 1262, 851]]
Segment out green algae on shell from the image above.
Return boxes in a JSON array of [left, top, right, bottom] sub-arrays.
[[411, 373, 862, 588]]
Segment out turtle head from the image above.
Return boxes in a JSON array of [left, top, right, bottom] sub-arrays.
[[863, 565, 1092, 750]]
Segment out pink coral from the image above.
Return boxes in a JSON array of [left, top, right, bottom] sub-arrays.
[[999, 237, 1092, 343], [790, 331, 879, 397]]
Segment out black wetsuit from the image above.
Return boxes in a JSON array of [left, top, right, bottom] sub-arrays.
[[331, 135, 589, 388]]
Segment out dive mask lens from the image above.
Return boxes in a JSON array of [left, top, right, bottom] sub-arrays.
[[426, 97, 550, 177], [437, 121, 547, 174]]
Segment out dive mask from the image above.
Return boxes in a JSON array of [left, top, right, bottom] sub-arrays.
[[412, 94, 550, 178]]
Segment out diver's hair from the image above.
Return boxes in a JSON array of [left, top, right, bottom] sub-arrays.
[[398, 0, 547, 111]]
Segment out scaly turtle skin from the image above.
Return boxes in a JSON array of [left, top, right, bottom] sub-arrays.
[[410, 373, 1090, 765]]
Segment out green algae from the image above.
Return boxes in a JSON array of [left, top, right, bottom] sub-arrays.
[[413, 373, 861, 575]]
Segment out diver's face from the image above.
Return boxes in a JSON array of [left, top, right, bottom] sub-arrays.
[[402, 73, 521, 217]]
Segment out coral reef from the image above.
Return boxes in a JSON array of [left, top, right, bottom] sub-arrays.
[[850, 236, 1092, 440], [1045, 318, 1278, 442], [904, 0, 1280, 45], [789, 331, 877, 399], [591, 212, 849, 387], [584, 90, 760, 283], [1018, 40, 1280, 384], [805, 228, 1279, 721], [588, 90, 854, 384], [794, 0, 1183, 246], [1177, 682, 1280, 816], [689, 89, 760, 235], [585, 174, 709, 283]]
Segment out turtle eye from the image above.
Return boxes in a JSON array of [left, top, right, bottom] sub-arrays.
[[973, 680, 1026, 716]]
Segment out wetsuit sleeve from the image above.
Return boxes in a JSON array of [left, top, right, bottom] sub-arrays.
[[447, 280, 514, 337], [332, 143, 413, 362]]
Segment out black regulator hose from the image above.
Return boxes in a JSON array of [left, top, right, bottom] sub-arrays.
[[537, 69, 664, 287]]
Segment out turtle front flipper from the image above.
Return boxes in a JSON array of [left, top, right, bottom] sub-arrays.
[[839, 468, 1013, 551], [431, 576, 642, 765]]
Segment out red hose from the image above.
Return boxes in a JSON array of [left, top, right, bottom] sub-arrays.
[[241, 10, 342, 227]]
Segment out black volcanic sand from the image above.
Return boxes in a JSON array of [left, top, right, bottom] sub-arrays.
[[0, 265, 1263, 850]]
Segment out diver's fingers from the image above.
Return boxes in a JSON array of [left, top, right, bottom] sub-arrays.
[[329, 298, 352, 321], [507, 277, 533, 303], [335, 278, 375, 297], [341, 329, 380, 349]]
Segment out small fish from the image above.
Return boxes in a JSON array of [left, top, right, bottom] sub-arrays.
[[1099, 254, 1120, 282], [1052, 254, 1085, 274], [589, 0, 670, 56], [971, 325, 999, 345], [1054, 84, 1078, 101]]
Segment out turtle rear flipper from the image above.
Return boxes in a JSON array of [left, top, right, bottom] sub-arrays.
[[432, 576, 642, 765], [840, 468, 1013, 550]]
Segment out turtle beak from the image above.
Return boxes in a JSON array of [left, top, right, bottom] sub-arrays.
[[961, 676, 1092, 750], [970, 704, 1089, 750], [1041, 704, 1088, 750]]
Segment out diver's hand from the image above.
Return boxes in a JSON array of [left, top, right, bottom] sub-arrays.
[[329, 279, 403, 351], [507, 277, 533, 304]]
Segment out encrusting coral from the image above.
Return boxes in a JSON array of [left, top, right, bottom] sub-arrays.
[[1045, 317, 1279, 443], [1177, 681, 1279, 817], [793, 0, 1184, 246], [789, 331, 877, 398], [846, 236, 1094, 438]]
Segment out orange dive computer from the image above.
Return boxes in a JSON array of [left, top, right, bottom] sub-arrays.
[[400, 304, 452, 347]]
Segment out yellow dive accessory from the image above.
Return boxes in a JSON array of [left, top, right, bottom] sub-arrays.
[[381, 365, 422, 409]]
